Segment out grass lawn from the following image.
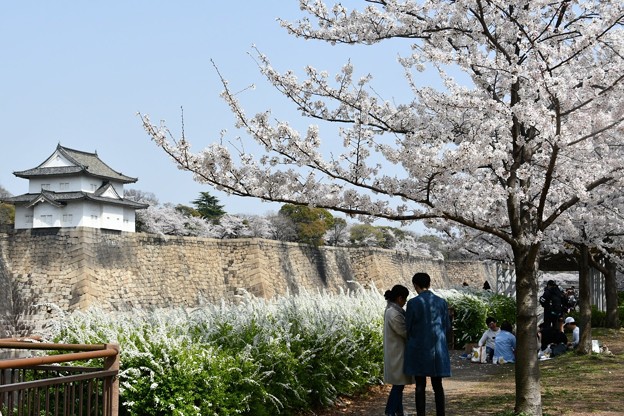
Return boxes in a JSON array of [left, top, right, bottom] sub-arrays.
[[447, 327, 624, 416]]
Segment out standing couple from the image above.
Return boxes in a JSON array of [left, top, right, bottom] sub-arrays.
[[383, 272, 451, 416]]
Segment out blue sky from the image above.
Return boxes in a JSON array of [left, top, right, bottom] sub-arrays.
[[1, 1, 437, 231]]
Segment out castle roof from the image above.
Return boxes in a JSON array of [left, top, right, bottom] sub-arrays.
[[6, 189, 148, 209], [13, 144, 138, 184]]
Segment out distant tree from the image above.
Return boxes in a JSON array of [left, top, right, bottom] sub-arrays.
[[0, 203, 14, 226], [0, 184, 11, 198], [0, 185, 14, 226], [325, 217, 349, 246], [239, 214, 274, 239], [377, 226, 407, 249], [267, 212, 298, 242], [349, 224, 385, 247], [279, 204, 334, 246], [124, 189, 158, 231], [417, 235, 447, 260], [395, 232, 444, 260], [124, 189, 159, 206], [175, 204, 202, 218], [212, 214, 252, 239], [138, 203, 217, 237], [192, 192, 226, 221]]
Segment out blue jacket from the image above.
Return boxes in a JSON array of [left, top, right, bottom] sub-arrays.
[[493, 330, 516, 363], [404, 290, 451, 377]]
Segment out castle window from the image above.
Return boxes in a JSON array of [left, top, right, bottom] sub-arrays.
[[62, 214, 73, 224], [40, 214, 53, 226], [41, 183, 51, 190], [59, 182, 69, 190]]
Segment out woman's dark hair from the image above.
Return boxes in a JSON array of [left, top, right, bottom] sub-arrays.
[[384, 284, 409, 301]]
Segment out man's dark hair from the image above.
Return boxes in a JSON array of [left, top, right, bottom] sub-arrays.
[[486, 316, 497, 325], [412, 272, 431, 289], [500, 321, 514, 332]]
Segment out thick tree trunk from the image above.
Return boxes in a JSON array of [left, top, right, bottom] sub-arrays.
[[577, 245, 592, 354], [513, 245, 542, 415], [604, 258, 620, 329]]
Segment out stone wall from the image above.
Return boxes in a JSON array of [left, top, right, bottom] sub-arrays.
[[0, 228, 496, 318]]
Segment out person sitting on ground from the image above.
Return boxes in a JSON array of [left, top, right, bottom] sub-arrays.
[[564, 316, 580, 349], [542, 317, 568, 357], [478, 317, 500, 363], [493, 321, 516, 364]]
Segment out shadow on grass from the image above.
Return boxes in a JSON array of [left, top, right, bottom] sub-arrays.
[[446, 328, 624, 416]]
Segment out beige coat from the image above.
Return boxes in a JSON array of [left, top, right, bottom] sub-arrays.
[[383, 302, 414, 385]]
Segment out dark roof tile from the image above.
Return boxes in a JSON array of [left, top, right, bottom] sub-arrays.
[[13, 144, 138, 183]]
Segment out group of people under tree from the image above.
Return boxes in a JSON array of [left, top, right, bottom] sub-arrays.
[[383, 273, 450, 416], [474, 279, 578, 365], [538, 280, 580, 355]]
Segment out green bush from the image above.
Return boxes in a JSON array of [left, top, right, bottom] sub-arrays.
[[567, 293, 624, 328], [487, 293, 517, 325], [446, 294, 489, 347], [442, 290, 516, 348]]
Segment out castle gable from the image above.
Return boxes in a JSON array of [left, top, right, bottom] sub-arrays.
[[40, 150, 75, 169], [94, 183, 122, 200]]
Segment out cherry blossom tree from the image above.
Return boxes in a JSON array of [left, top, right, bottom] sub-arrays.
[[138, 203, 219, 237], [324, 217, 350, 246], [238, 214, 275, 239], [142, 1, 624, 413]]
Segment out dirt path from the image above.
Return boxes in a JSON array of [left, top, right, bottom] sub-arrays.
[[311, 351, 514, 415]]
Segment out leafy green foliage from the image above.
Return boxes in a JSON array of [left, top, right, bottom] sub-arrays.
[[192, 191, 226, 221], [445, 290, 516, 348], [447, 294, 489, 347], [349, 224, 386, 247], [488, 293, 517, 326], [567, 293, 624, 328], [175, 204, 201, 218], [279, 204, 335, 246], [0, 202, 15, 226]]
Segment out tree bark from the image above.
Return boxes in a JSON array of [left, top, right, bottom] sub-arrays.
[[604, 258, 620, 329], [513, 245, 542, 415], [577, 244, 592, 354]]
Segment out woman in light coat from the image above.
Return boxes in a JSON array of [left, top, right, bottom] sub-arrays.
[[383, 284, 413, 416]]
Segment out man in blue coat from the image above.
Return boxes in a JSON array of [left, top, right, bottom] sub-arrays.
[[404, 272, 451, 416]]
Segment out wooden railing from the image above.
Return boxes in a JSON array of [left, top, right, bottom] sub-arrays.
[[0, 338, 119, 416]]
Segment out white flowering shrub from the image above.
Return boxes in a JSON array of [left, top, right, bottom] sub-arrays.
[[52, 287, 385, 415]]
